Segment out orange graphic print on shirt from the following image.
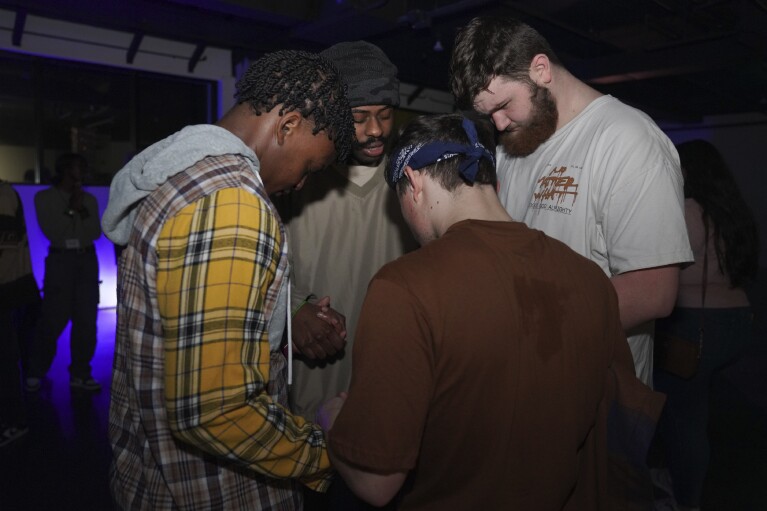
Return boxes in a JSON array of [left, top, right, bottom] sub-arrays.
[[530, 166, 579, 215]]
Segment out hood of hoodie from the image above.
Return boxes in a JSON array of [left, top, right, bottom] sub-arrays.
[[101, 124, 260, 245]]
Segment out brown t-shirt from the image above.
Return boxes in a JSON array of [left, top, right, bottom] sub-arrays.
[[330, 219, 633, 510]]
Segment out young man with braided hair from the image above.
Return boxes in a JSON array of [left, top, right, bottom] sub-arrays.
[[450, 17, 693, 388], [102, 50, 354, 510], [318, 114, 664, 509]]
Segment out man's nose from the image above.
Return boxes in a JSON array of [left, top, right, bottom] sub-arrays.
[[491, 111, 511, 131], [365, 117, 383, 137]]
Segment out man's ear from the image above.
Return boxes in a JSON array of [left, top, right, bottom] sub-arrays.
[[276, 111, 304, 146], [403, 166, 423, 202], [529, 54, 552, 86]]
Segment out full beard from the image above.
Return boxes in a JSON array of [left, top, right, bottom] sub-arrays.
[[499, 85, 558, 157]]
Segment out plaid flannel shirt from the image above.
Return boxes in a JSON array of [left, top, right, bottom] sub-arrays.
[[109, 154, 331, 510]]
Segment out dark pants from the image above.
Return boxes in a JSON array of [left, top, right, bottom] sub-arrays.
[[0, 308, 25, 425], [654, 306, 753, 507], [29, 251, 99, 380]]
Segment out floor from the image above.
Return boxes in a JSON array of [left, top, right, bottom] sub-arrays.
[[1, 309, 115, 511], [1, 306, 765, 511]]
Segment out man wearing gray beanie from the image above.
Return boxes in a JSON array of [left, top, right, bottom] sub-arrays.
[[321, 41, 400, 111], [275, 40, 417, 508]]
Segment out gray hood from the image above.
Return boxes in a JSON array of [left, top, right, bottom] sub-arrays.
[[102, 124, 259, 245]]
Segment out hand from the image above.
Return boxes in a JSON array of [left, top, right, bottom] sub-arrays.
[[316, 391, 348, 431], [314, 295, 346, 334], [292, 296, 347, 359]]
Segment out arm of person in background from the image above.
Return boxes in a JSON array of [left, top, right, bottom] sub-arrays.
[[80, 190, 102, 242], [317, 393, 407, 507], [292, 296, 347, 359], [0, 184, 23, 252], [33, 189, 65, 243], [158, 187, 332, 490], [611, 264, 680, 331]]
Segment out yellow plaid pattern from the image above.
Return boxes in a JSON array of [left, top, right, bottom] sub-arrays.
[[157, 187, 330, 482]]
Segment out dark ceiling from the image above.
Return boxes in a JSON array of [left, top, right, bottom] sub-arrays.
[[5, 0, 767, 123]]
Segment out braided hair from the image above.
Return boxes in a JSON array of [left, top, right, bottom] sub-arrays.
[[234, 50, 354, 162]]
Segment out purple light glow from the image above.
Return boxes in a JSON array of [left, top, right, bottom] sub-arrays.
[[13, 184, 118, 309]]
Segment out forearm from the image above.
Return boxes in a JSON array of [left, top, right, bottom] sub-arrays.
[[611, 265, 680, 330], [81, 195, 102, 242], [167, 373, 331, 480], [163, 314, 331, 478], [320, 395, 406, 506], [328, 442, 406, 507]]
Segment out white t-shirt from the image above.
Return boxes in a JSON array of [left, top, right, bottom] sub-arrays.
[[496, 95, 693, 385]]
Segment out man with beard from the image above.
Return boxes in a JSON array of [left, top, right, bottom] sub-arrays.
[[276, 42, 417, 509], [277, 41, 417, 422], [450, 16, 693, 387]]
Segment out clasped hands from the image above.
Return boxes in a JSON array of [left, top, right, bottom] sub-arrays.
[[291, 296, 347, 360]]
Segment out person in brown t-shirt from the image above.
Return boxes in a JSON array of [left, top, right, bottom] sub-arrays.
[[317, 114, 664, 510]]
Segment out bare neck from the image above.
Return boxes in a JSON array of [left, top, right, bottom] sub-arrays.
[[550, 67, 604, 130], [216, 104, 261, 149], [433, 184, 513, 237]]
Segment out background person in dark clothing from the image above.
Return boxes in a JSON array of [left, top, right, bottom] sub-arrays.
[[654, 139, 760, 511], [26, 153, 102, 393], [0, 181, 40, 446]]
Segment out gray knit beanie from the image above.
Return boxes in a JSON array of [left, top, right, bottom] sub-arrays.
[[321, 41, 400, 108]]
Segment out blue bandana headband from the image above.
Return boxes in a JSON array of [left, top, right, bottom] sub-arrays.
[[385, 117, 495, 190]]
